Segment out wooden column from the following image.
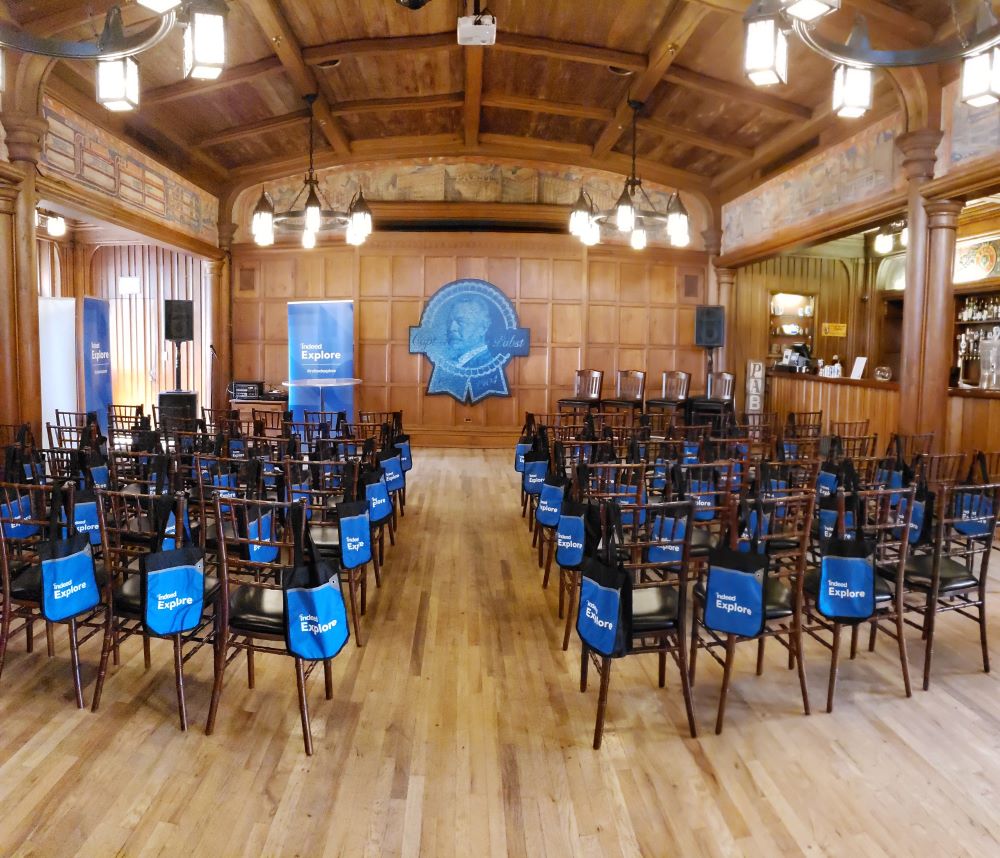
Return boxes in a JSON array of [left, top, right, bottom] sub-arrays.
[[4, 114, 47, 436], [0, 182, 19, 425], [895, 129, 942, 435], [209, 223, 233, 413], [920, 199, 963, 446]]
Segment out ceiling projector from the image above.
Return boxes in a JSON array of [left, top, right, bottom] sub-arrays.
[[457, 12, 496, 45]]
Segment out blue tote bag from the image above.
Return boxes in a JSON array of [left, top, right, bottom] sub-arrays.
[[555, 498, 601, 569], [953, 453, 996, 538], [38, 485, 100, 623], [576, 502, 631, 658], [817, 506, 875, 622], [536, 443, 570, 528], [283, 510, 350, 661], [337, 499, 373, 569], [361, 465, 393, 525], [704, 544, 768, 638], [377, 449, 406, 493], [2, 492, 39, 539], [647, 509, 687, 564], [140, 496, 205, 636]]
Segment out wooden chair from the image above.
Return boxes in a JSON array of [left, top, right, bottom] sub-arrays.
[[830, 419, 870, 437], [252, 408, 291, 437], [645, 370, 691, 418], [55, 409, 90, 428], [107, 404, 144, 431], [688, 372, 736, 433], [201, 407, 239, 436], [600, 370, 646, 423], [90, 491, 219, 730], [0, 481, 103, 707], [838, 434, 879, 460], [980, 451, 1000, 480], [193, 454, 262, 555], [893, 481, 1000, 690], [580, 498, 697, 748], [785, 411, 823, 438], [736, 412, 777, 447], [46, 423, 88, 450], [557, 369, 604, 413], [803, 487, 916, 712], [689, 492, 815, 734], [889, 432, 934, 460], [918, 453, 968, 491], [206, 497, 334, 755]]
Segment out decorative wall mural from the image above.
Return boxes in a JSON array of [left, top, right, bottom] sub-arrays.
[[722, 112, 904, 254], [231, 157, 706, 247], [38, 96, 219, 244], [409, 278, 530, 404], [954, 236, 1000, 284], [938, 79, 1000, 175]]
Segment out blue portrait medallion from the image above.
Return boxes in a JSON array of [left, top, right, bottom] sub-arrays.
[[409, 279, 530, 404]]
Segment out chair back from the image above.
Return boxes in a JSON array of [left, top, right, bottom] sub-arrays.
[[785, 411, 823, 438], [660, 370, 691, 401], [573, 369, 604, 401], [838, 434, 878, 460], [889, 432, 934, 460], [979, 450, 1000, 479], [932, 482, 1000, 571], [0, 481, 59, 554], [707, 372, 735, 401], [47, 423, 89, 450], [918, 453, 967, 491], [109, 449, 176, 495], [55, 410, 90, 428], [830, 419, 870, 437], [252, 408, 290, 436], [614, 370, 646, 403]]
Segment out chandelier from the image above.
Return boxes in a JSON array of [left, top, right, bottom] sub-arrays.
[[568, 100, 690, 251], [0, 1, 228, 112], [743, 0, 1000, 116], [250, 95, 374, 249]]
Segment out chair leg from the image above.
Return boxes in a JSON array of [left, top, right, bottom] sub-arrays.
[[91, 616, 115, 713], [826, 622, 842, 714], [593, 656, 613, 750], [46, 621, 55, 657], [0, 599, 10, 683], [658, 650, 667, 688], [676, 631, 698, 739], [345, 575, 363, 647], [68, 619, 84, 710], [246, 643, 256, 689], [715, 634, 737, 735], [205, 634, 228, 735], [25, 618, 33, 654], [922, 593, 938, 691], [324, 658, 334, 700], [112, 623, 120, 666], [542, 537, 555, 589], [378, 525, 385, 566], [295, 657, 314, 756], [688, 600, 701, 686], [371, 535, 382, 588], [868, 618, 878, 652], [580, 644, 589, 692], [895, 609, 912, 698], [979, 602, 990, 674], [360, 566, 368, 615], [793, 615, 811, 715], [173, 634, 188, 732], [755, 637, 766, 676], [562, 573, 579, 652], [143, 633, 151, 670], [849, 624, 860, 660]]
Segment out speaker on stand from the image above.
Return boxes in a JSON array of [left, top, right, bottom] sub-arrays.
[[161, 299, 197, 425], [695, 304, 725, 395]]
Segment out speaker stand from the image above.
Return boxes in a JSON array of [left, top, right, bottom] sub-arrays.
[[705, 346, 715, 397], [172, 339, 183, 390]]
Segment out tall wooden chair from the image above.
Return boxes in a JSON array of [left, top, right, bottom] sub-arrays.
[[689, 372, 736, 433], [600, 370, 646, 423], [645, 370, 691, 418], [557, 369, 604, 413], [580, 498, 697, 748], [830, 419, 870, 437]]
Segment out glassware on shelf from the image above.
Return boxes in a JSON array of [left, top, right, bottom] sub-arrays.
[[874, 366, 892, 382]]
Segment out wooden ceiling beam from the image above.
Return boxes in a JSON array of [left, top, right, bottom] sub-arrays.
[[331, 92, 465, 116], [481, 93, 613, 122], [592, 3, 710, 158], [637, 117, 752, 159], [464, 47, 484, 147], [662, 65, 812, 121], [495, 32, 647, 71], [242, 0, 351, 154], [197, 109, 311, 149], [143, 57, 284, 107], [302, 30, 645, 72]]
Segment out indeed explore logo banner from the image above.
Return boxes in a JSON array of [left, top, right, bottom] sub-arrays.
[[287, 300, 355, 422], [83, 297, 112, 435]]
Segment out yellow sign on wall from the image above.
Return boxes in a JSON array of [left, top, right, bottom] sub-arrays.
[[822, 322, 847, 337]]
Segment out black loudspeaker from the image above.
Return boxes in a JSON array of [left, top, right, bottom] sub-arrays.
[[158, 391, 198, 422], [164, 299, 194, 342], [695, 305, 725, 348]]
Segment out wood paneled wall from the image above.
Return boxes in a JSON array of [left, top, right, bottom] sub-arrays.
[[732, 255, 866, 412], [946, 393, 1000, 454], [230, 233, 709, 446], [90, 245, 212, 413], [767, 374, 900, 448]]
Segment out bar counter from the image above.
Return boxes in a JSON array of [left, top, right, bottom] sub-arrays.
[[947, 387, 1000, 452], [765, 371, 900, 440]]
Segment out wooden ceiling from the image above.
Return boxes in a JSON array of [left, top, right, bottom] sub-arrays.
[[11, 0, 979, 216]]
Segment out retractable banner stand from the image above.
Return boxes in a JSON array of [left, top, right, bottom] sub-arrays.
[[82, 297, 113, 435], [39, 297, 78, 433], [287, 301, 355, 422]]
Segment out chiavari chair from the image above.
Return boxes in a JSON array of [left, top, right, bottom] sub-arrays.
[[785, 411, 823, 438], [830, 419, 870, 437]]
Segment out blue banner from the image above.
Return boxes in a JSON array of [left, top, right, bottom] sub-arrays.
[[82, 297, 112, 436], [287, 301, 355, 423]]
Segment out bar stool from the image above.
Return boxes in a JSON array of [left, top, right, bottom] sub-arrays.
[[557, 369, 604, 414], [645, 371, 691, 420], [688, 372, 735, 433], [599, 370, 646, 423]]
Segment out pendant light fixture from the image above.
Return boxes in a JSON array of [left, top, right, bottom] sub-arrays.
[[744, 0, 1000, 118], [566, 101, 689, 251], [96, 55, 140, 111], [183, 0, 227, 80], [250, 95, 374, 249]]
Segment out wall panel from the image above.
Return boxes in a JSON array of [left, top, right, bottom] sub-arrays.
[[231, 233, 708, 446]]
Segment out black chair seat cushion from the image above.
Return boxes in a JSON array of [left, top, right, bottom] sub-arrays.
[[645, 398, 686, 409], [228, 584, 284, 637], [891, 553, 979, 593], [309, 523, 340, 550], [631, 586, 679, 633], [191, 519, 236, 550], [689, 527, 716, 558], [805, 567, 893, 603], [694, 575, 794, 620], [600, 398, 643, 410], [10, 564, 109, 604], [557, 397, 600, 408], [113, 572, 221, 620]]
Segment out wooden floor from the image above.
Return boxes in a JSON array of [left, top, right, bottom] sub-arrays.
[[3, 448, 1000, 856]]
